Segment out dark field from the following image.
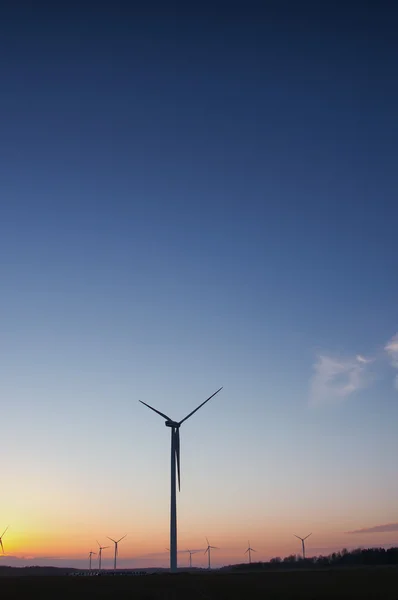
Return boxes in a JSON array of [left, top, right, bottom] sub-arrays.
[[2, 568, 398, 599]]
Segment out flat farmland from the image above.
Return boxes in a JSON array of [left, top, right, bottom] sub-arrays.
[[2, 567, 398, 599]]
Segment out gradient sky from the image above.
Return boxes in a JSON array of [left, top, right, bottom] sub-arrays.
[[1, 1, 398, 569]]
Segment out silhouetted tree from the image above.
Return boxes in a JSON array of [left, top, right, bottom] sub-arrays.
[[219, 546, 398, 572]]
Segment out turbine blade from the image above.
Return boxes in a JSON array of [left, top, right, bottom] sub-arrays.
[[244, 549, 248, 553], [139, 400, 171, 421], [175, 428, 181, 491], [178, 387, 223, 425], [210, 546, 219, 549], [117, 534, 127, 543], [107, 537, 116, 544], [252, 548, 257, 552], [206, 537, 210, 546], [204, 548, 208, 554], [304, 533, 312, 540], [293, 535, 301, 540], [0, 539, 4, 553], [1, 526, 9, 538], [97, 540, 101, 547]]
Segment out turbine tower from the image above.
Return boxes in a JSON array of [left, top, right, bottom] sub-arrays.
[[245, 541, 256, 564], [97, 541, 109, 571], [88, 551, 96, 571], [107, 534, 127, 570], [0, 527, 9, 554], [186, 549, 199, 568], [140, 387, 223, 572], [204, 538, 219, 570], [294, 533, 312, 559]]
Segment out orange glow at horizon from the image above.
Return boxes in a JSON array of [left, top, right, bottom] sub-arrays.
[[3, 517, 397, 566]]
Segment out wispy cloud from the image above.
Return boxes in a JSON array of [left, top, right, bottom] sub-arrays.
[[385, 333, 398, 390], [310, 354, 372, 407], [346, 523, 398, 534], [356, 354, 373, 364], [309, 330, 398, 405]]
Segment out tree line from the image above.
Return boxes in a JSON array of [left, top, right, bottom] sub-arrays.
[[223, 547, 398, 570]]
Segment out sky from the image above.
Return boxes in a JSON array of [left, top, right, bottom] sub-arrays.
[[0, 0, 398, 569]]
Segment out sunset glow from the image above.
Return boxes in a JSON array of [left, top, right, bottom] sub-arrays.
[[1, 1, 397, 573]]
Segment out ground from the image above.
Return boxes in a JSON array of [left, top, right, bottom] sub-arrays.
[[2, 567, 398, 599]]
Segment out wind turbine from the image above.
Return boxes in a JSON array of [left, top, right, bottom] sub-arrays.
[[294, 533, 312, 559], [97, 541, 109, 571], [185, 549, 199, 568], [140, 387, 223, 572], [107, 534, 127, 570], [88, 551, 96, 571], [0, 527, 9, 554], [204, 538, 219, 570], [245, 541, 256, 564]]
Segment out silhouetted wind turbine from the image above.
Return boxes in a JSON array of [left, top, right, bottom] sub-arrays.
[[107, 534, 127, 570], [88, 551, 96, 571], [186, 549, 199, 568], [140, 387, 223, 572], [204, 538, 219, 570], [0, 527, 9, 554], [294, 533, 312, 559], [245, 541, 256, 564], [97, 541, 109, 571]]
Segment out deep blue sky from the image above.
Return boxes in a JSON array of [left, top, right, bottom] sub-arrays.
[[1, 1, 398, 566]]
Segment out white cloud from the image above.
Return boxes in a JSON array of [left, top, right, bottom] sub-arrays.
[[310, 332, 398, 405], [385, 333, 398, 389], [310, 354, 371, 407], [385, 334, 398, 364], [356, 354, 373, 364]]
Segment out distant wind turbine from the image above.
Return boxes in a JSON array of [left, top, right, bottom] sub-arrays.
[[294, 533, 312, 559], [88, 551, 96, 571], [97, 541, 109, 571], [0, 527, 9, 554], [185, 549, 199, 568], [107, 534, 127, 570], [140, 387, 223, 572], [245, 541, 256, 564], [204, 538, 219, 570]]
